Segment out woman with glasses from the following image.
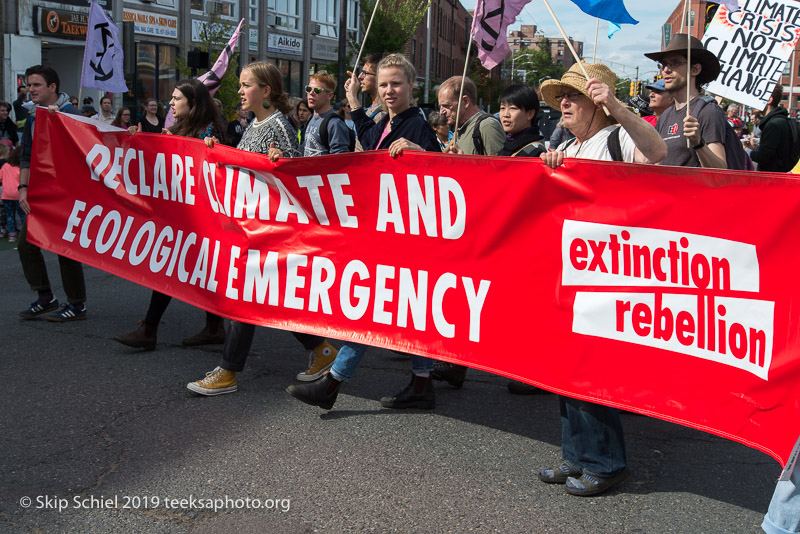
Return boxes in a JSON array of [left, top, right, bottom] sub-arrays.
[[110, 107, 132, 129], [137, 98, 165, 133], [114, 79, 228, 351], [286, 53, 441, 413]]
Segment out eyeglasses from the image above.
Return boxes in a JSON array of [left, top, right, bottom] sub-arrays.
[[359, 69, 376, 77], [657, 60, 687, 71], [554, 92, 584, 103], [305, 86, 331, 94]]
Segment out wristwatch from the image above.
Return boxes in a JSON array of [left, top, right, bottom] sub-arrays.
[[692, 138, 705, 150], [17, 184, 28, 191]]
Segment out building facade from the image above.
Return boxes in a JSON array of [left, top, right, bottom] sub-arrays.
[[507, 24, 583, 69], [1, 0, 361, 116]]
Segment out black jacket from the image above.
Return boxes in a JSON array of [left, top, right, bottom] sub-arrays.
[[750, 106, 794, 172], [499, 128, 545, 157], [351, 106, 441, 152]]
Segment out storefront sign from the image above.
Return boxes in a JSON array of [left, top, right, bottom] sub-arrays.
[[58, 0, 112, 9], [34, 7, 88, 40], [123, 9, 178, 39], [311, 38, 338, 61], [250, 28, 258, 51], [268, 33, 303, 56]]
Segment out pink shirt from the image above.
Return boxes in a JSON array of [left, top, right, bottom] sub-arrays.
[[0, 164, 20, 200], [377, 122, 391, 148]]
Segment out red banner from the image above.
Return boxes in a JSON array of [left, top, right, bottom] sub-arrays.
[[30, 110, 800, 465]]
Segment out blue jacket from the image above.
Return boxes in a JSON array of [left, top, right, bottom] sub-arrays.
[[351, 106, 441, 152]]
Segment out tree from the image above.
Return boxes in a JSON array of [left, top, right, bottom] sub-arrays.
[[509, 40, 566, 89], [175, 16, 241, 121], [352, 0, 430, 58]]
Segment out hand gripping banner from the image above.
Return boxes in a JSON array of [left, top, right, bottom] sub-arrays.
[[29, 111, 800, 466]]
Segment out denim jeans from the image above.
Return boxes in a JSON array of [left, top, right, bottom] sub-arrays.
[[330, 343, 435, 381], [762, 464, 800, 534], [3, 199, 24, 234], [560, 396, 627, 477]]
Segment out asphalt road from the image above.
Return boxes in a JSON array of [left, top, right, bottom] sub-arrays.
[[0, 247, 778, 533]]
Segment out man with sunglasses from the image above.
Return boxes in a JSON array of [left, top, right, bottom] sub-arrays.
[[644, 33, 729, 169], [301, 72, 352, 156]]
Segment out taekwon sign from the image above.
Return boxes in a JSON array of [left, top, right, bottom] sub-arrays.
[[28, 110, 800, 468], [80, 0, 128, 93], [704, 0, 800, 109]]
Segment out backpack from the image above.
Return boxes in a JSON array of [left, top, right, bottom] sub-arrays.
[[691, 96, 750, 171], [319, 114, 356, 152], [563, 126, 625, 162], [471, 113, 501, 156], [784, 116, 800, 171]]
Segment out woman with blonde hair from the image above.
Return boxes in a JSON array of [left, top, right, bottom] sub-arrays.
[[185, 61, 340, 397]]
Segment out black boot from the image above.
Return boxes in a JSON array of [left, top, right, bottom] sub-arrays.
[[182, 317, 225, 346], [286, 374, 341, 410], [380, 374, 435, 409], [431, 361, 467, 389]]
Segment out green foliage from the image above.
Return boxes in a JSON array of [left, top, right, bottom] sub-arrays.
[[467, 56, 504, 112], [175, 16, 241, 121], [509, 40, 566, 88], [353, 0, 430, 57]]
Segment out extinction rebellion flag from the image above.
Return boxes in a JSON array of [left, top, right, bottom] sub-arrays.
[[27, 110, 800, 468]]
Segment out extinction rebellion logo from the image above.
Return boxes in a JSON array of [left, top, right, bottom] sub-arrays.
[[562, 220, 774, 380]]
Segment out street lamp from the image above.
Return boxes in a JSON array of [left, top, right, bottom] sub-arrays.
[[511, 52, 537, 83]]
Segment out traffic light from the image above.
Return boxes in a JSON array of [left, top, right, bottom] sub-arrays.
[[635, 81, 641, 95], [630, 81, 635, 96]]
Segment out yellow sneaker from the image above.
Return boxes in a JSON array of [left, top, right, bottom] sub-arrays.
[[187, 366, 238, 396], [296, 341, 338, 382]]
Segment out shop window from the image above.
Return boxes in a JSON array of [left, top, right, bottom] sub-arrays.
[[126, 43, 178, 120]]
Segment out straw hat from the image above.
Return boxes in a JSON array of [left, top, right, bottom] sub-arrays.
[[540, 62, 621, 111], [644, 33, 721, 86]]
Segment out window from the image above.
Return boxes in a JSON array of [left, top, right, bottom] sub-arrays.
[[249, 0, 258, 24], [269, 0, 302, 32], [311, 0, 338, 38], [276, 59, 304, 97], [347, 0, 359, 38], [125, 43, 178, 118], [191, 0, 237, 19]]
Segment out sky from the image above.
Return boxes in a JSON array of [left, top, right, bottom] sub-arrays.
[[461, 0, 682, 81]]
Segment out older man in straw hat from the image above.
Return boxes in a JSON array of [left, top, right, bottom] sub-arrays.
[[644, 33, 729, 169], [537, 62, 666, 497]]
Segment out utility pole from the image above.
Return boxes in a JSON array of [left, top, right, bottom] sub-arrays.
[[337, 0, 348, 101], [424, 5, 431, 104]]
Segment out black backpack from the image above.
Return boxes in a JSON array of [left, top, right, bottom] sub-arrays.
[[783, 115, 800, 171], [319, 114, 356, 152], [691, 96, 750, 171], [471, 113, 501, 156]]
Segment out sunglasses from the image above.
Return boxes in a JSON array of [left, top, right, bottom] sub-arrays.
[[657, 60, 687, 71], [305, 86, 331, 94], [554, 92, 584, 102]]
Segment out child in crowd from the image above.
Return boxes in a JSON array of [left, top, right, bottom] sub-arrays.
[[0, 145, 23, 242]]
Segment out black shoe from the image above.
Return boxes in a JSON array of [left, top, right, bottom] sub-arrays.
[[431, 361, 467, 389], [380, 374, 435, 409], [286, 374, 341, 410]]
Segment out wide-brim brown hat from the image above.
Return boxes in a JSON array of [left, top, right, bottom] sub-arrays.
[[644, 33, 721, 86], [540, 62, 621, 119]]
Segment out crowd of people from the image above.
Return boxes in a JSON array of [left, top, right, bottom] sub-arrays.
[[6, 33, 798, 528]]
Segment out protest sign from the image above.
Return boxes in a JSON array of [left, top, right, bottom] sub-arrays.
[[28, 110, 800, 467], [704, 0, 800, 109]]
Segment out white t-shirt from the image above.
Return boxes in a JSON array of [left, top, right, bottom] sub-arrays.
[[93, 112, 114, 125], [557, 124, 637, 163]]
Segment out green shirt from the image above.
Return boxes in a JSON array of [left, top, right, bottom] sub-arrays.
[[455, 112, 505, 156]]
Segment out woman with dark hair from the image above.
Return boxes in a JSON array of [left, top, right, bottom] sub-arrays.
[[110, 107, 132, 129], [498, 84, 545, 157], [498, 84, 546, 395], [295, 99, 311, 145], [0, 101, 18, 147], [114, 80, 227, 351], [186, 61, 341, 396], [427, 111, 451, 151], [137, 98, 165, 133]]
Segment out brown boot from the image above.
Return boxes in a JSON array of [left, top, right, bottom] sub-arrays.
[[182, 318, 226, 346], [114, 321, 157, 350]]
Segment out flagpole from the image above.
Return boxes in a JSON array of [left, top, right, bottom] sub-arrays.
[[593, 18, 599, 63], [352, 0, 382, 73], [541, 0, 609, 115], [452, 36, 474, 146]]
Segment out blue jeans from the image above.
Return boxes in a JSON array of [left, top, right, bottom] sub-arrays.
[[762, 465, 800, 534], [560, 396, 627, 477], [3, 199, 24, 234], [330, 343, 434, 381]]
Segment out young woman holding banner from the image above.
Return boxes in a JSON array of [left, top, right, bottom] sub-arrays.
[[286, 53, 442, 412], [184, 61, 341, 396], [114, 79, 227, 351]]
